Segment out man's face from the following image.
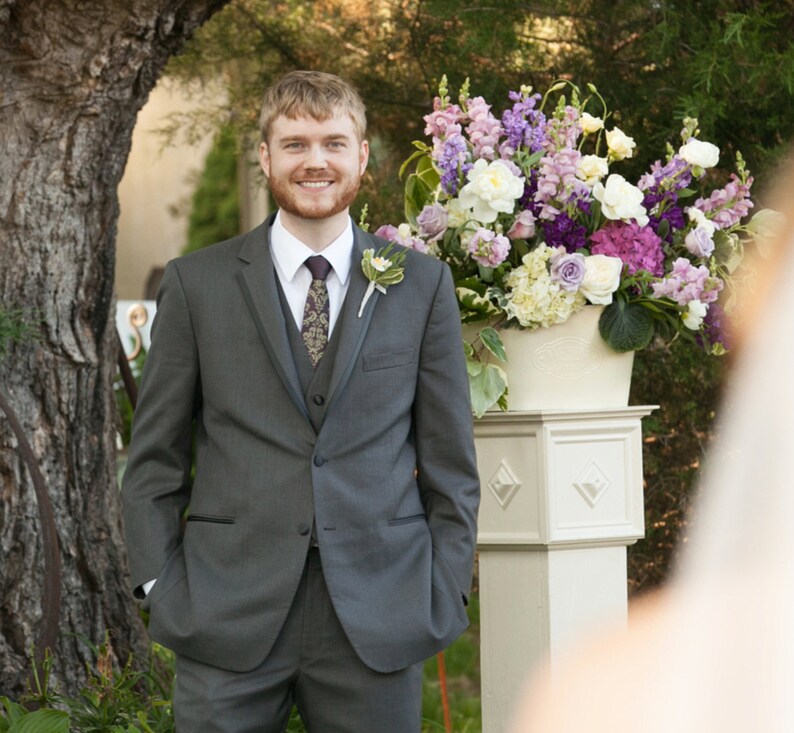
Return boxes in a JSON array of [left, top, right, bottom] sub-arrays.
[[259, 112, 369, 223]]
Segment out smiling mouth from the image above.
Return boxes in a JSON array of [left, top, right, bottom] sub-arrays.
[[298, 181, 333, 189]]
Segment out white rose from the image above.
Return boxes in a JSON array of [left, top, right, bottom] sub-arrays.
[[458, 159, 525, 224], [576, 155, 609, 187], [593, 174, 649, 226], [682, 300, 708, 330], [580, 112, 604, 134], [678, 139, 719, 169], [579, 254, 623, 305], [605, 127, 636, 160]]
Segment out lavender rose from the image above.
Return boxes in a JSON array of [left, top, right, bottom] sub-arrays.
[[550, 251, 586, 292], [416, 203, 449, 242], [684, 226, 715, 258]]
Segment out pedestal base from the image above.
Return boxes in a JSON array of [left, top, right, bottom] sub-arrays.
[[474, 407, 655, 733]]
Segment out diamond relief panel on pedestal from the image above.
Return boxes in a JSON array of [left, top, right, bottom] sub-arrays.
[[487, 460, 522, 510], [572, 458, 611, 507]]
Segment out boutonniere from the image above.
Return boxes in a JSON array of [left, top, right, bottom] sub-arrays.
[[358, 244, 407, 317]]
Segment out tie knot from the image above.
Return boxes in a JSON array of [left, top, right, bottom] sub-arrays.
[[305, 255, 332, 281]]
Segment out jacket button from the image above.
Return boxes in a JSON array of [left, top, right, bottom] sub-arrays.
[[313, 455, 325, 467], [313, 394, 325, 406], [298, 523, 311, 536]]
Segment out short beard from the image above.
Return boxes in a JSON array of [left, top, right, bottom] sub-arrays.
[[268, 176, 360, 221]]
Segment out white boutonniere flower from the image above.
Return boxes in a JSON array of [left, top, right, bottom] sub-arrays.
[[358, 244, 407, 317]]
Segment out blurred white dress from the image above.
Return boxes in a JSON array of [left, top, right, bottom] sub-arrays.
[[510, 239, 794, 732]]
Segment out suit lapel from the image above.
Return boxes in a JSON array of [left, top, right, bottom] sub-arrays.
[[326, 227, 380, 411], [237, 217, 310, 421]]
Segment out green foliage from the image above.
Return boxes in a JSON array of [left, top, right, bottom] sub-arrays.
[[0, 640, 176, 733], [183, 124, 240, 254], [0, 619, 483, 733]]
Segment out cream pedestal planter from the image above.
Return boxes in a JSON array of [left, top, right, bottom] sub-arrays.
[[475, 406, 655, 733]]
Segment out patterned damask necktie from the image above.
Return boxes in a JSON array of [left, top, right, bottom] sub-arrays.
[[301, 255, 332, 368]]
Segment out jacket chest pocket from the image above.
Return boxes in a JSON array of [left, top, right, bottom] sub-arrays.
[[362, 348, 416, 372]]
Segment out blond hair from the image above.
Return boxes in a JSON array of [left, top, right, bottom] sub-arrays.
[[258, 70, 367, 143]]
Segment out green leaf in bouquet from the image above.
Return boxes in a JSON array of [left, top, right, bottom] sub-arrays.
[[469, 362, 507, 418], [398, 142, 432, 179], [456, 287, 501, 319], [655, 217, 670, 240], [599, 300, 655, 352], [677, 187, 697, 199], [485, 286, 508, 311], [404, 173, 434, 227], [479, 326, 507, 361], [712, 230, 743, 273]]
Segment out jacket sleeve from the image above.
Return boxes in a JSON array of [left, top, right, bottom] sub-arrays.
[[414, 263, 480, 604], [121, 261, 200, 597]]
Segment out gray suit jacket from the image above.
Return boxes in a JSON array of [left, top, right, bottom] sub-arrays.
[[121, 216, 480, 673]]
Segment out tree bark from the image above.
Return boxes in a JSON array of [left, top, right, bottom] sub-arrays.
[[0, 0, 229, 697]]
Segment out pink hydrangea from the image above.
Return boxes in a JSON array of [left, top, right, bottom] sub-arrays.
[[694, 174, 754, 229], [466, 96, 503, 161], [589, 221, 665, 276], [467, 228, 511, 267], [651, 257, 724, 305]]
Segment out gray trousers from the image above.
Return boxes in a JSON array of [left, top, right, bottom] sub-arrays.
[[173, 548, 424, 733]]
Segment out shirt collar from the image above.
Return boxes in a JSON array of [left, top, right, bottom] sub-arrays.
[[270, 211, 354, 285]]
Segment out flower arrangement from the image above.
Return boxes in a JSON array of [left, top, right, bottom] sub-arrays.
[[375, 77, 767, 414]]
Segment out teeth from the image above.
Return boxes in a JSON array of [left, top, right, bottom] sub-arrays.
[[300, 181, 332, 188]]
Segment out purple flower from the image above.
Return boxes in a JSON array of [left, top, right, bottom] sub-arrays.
[[438, 134, 470, 196], [651, 257, 724, 305], [534, 148, 589, 221], [374, 224, 429, 253], [550, 251, 586, 291], [417, 203, 449, 242], [467, 229, 511, 268], [466, 96, 504, 161], [499, 89, 546, 158], [698, 303, 733, 351], [684, 226, 715, 258], [589, 221, 665, 276], [542, 212, 588, 253], [694, 174, 754, 229]]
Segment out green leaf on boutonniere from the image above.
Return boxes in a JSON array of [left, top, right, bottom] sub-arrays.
[[359, 245, 407, 317], [599, 300, 655, 352]]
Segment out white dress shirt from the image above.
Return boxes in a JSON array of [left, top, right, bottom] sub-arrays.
[[269, 211, 353, 337], [141, 213, 354, 597]]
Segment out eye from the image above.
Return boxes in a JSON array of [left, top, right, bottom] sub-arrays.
[[327, 141, 346, 149]]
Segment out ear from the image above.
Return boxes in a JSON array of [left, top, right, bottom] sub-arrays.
[[359, 139, 369, 176], [259, 142, 270, 179]]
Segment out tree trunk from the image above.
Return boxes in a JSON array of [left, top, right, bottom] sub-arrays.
[[0, 0, 229, 697]]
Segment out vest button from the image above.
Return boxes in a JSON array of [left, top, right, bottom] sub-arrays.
[[298, 523, 311, 536], [313, 455, 325, 467], [313, 394, 325, 406]]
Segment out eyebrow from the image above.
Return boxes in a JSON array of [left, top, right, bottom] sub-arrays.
[[278, 133, 353, 144]]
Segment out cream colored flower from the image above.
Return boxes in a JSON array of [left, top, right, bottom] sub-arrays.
[[605, 127, 636, 161], [679, 139, 719, 169], [593, 174, 648, 226], [682, 300, 708, 330], [458, 159, 525, 224], [579, 254, 622, 305], [576, 154, 609, 187], [580, 112, 604, 134]]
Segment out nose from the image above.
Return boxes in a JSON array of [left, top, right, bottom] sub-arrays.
[[304, 144, 328, 170]]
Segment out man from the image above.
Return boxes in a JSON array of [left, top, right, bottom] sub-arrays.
[[122, 70, 479, 732]]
